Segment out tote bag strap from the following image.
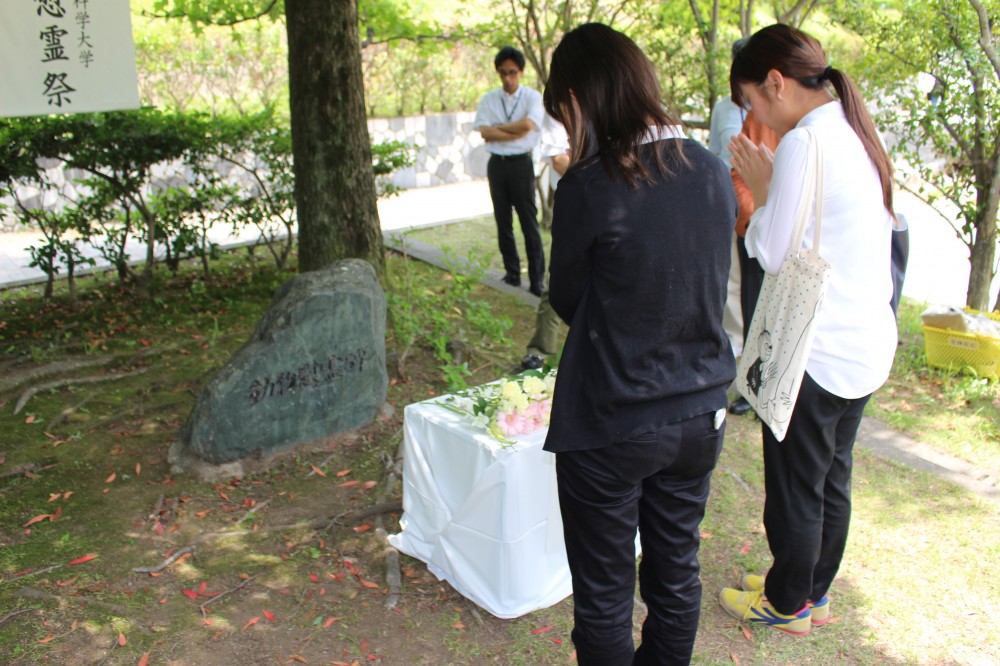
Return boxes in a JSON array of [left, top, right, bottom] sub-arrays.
[[787, 126, 825, 255]]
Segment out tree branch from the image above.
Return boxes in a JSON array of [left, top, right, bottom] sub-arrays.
[[967, 0, 1000, 82], [140, 0, 280, 26]]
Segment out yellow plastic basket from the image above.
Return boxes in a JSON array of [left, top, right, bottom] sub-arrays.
[[922, 308, 1000, 377]]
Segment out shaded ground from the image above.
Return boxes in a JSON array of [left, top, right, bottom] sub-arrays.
[[1, 252, 997, 665]]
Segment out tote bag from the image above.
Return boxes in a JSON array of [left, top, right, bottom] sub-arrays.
[[736, 127, 830, 442]]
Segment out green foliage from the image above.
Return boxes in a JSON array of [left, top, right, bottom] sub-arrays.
[[837, 0, 1000, 310], [371, 139, 416, 198], [133, 10, 289, 114], [386, 247, 513, 392]]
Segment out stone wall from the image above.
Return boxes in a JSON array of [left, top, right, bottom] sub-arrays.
[[368, 111, 490, 189]]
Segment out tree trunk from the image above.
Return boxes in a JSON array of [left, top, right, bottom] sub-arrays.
[[285, 0, 384, 279], [966, 209, 998, 310]]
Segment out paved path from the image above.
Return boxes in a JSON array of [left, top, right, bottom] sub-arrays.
[[1, 179, 997, 505]]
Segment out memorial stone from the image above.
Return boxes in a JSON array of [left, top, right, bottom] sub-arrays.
[[174, 259, 387, 468]]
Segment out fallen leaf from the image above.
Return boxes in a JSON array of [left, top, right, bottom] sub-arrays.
[[105, 472, 116, 484], [730, 654, 741, 664], [118, 632, 127, 647], [552, 638, 563, 645], [48, 493, 62, 502], [55, 577, 78, 587], [289, 656, 308, 664], [197, 581, 207, 595], [322, 617, 341, 628], [63, 491, 73, 499], [453, 621, 465, 629], [359, 481, 377, 490], [135, 463, 141, 476], [337, 480, 359, 488], [181, 589, 199, 600], [66, 555, 97, 567], [218, 491, 230, 501], [23, 514, 52, 527], [195, 510, 210, 519], [158, 596, 168, 604], [739, 543, 751, 555], [263, 610, 276, 623], [154, 522, 164, 535], [51, 505, 61, 521], [358, 579, 379, 589], [740, 625, 753, 641], [138, 653, 150, 666], [353, 523, 371, 533], [309, 574, 320, 583], [24, 470, 40, 478], [25, 415, 36, 424], [327, 662, 352, 666], [335, 469, 352, 477], [37, 634, 54, 643], [532, 625, 554, 634], [310, 465, 327, 478], [242, 616, 259, 631]]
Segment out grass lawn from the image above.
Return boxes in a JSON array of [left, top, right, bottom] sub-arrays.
[[0, 224, 997, 665]]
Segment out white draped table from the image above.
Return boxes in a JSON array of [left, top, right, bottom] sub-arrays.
[[387, 398, 572, 619]]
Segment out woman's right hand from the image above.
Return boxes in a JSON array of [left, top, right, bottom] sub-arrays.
[[729, 134, 774, 210]]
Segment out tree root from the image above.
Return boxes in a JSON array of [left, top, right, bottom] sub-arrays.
[[198, 574, 258, 618], [0, 607, 40, 627], [132, 546, 195, 574], [45, 392, 95, 432], [0, 355, 118, 396], [16, 587, 154, 635], [14, 367, 150, 415], [376, 432, 405, 609]]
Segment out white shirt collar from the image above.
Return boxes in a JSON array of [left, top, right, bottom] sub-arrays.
[[641, 125, 686, 144]]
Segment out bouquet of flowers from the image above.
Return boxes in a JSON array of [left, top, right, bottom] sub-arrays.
[[435, 368, 556, 447]]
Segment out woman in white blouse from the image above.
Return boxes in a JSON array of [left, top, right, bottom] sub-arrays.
[[718, 24, 897, 635]]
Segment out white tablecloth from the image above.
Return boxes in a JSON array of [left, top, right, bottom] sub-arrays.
[[387, 399, 572, 618]]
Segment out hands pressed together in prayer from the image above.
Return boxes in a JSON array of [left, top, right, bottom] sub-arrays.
[[729, 133, 775, 210]]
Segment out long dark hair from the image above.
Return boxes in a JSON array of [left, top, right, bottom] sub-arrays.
[[730, 24, 894, 214], [543, 23, 683, 188]]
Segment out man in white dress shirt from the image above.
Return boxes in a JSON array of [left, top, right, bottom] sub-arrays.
[[473, 46, 546, 296]]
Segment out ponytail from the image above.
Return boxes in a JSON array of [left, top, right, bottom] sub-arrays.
[[826, 68, 894, 214]]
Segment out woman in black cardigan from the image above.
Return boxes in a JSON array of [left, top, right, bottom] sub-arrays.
[[542, 23, 737, 666]]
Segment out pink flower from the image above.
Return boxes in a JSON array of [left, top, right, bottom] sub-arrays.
[[497, 411, 528, 437]]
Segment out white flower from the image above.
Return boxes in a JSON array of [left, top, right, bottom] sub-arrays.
[[522, 375, 547, 399]]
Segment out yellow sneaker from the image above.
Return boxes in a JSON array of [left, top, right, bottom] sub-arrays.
[[740, 573, 831, 626], [718, 588, 812, 635]]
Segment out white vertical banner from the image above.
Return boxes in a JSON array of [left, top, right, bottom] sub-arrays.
[[0, 0, 140, 117]]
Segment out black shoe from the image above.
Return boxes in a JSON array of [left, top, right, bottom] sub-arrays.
[[502, 274, 522, 287], [520, 354, 545, 371], [728, 397, 753, 416], [529, 283, 544, 297]]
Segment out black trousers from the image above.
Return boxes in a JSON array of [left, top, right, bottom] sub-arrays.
[[736, 235, 765, 342], [555, 411, 725, 666], [486, 154, 545, 290], [761, 372, 871, 615]]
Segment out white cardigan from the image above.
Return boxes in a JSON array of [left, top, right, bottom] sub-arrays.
[[746, 102, 896, 399]]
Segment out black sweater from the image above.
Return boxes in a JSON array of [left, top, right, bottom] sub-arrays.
[[543, 138, 737, 453]]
